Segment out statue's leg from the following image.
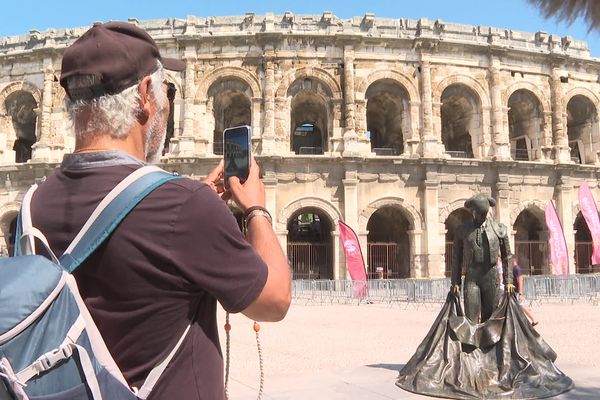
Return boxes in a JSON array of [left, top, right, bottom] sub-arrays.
[[464, 279, 481, 323], [480, 267, 499, 322]]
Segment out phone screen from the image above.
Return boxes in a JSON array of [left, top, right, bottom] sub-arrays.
[[223, 125, 251, 188]]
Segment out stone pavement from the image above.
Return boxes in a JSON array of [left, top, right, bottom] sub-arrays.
[[218, 300, 600, 399]]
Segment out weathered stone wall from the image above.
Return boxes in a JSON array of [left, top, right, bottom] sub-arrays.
[[1, 13, 599, 276]]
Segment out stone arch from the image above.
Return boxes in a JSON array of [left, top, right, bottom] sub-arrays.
[[440, 197, 499, 224], [195, 66, 261, 102], [503, 81, 550, 113], [510, 200, 546, 226], [164, 72, 184, 101], [276, 67, 342, 99], [563, 87, 600, 112], [0, 81, 42, 114], [359, 197, 423, 231], [432, 74, 490, 109], [0, 202, 21, 255], [278, 196, 342, 229], [357, 69, 419, 102]]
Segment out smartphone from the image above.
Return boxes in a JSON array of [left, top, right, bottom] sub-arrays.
[[223, 125, 251, 189]]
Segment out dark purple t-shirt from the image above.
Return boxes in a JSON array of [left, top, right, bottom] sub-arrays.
[[513, 264, 523, 294], [30, 152, 268, 400]]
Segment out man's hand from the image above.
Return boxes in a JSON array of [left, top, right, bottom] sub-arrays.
[[227, 156, 266, 213], [203, 160, 230, 201], [452, 284, 461, 294], [505, 283, 515, 294]]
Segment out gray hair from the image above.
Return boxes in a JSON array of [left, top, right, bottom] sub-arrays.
[[65, 62, 165, 140]]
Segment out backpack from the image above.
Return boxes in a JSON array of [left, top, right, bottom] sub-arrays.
[[0, 165, 189, 400]]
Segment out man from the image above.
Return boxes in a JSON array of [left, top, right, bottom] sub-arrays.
[[29, 21, 291, 399], [451, 194, 512, 323], [512, 258, 539, 326]]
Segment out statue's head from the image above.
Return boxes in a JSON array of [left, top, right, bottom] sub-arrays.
[[464, 194, 496, 226]]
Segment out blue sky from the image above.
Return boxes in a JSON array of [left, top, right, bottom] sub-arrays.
[[2, 0, 599, 57]]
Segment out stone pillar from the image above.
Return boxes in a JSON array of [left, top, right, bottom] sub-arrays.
[[251, 97, 262, 152], [550, 67, 570, 162], [555, 174, 576, 274], [541, 111, 554, 161], [489, 64, 510, 160], [332, 230, 342, 279], [342, 170, 366, 275], [261, 59, 276, 154], [423, 169, 444, 277], [406, 100, 422, 157], [420, 59, 437, 157], [342, 48, 360, 156], [407, 229, 424, 277], [495, 174, 511, 229], [31, 59, 55, 161], [176, 51, 199, 156]]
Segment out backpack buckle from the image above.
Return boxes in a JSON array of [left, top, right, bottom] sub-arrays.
[[39, 344, 74, 371]]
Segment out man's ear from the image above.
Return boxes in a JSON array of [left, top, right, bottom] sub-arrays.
[[137, 76, 153, 122]]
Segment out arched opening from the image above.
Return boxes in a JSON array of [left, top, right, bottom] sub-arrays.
[[513, 208, 548, 275], [573, 212, 600, 273], [1, 216, 17, 257], [209, 79, 252, 155], [162, 82, 177, 156], [287, 208, 333, 279], [292, 122, 322, 154], [508, 90, 544, 161], [5, 91, 37, 163], [567, 95, 599, 164], [366, 206, 411, 278], [366, 80, 409, 156], [290, 91, 327, 154], [444, 208, 472, 277], [441, 84, 481, 159]]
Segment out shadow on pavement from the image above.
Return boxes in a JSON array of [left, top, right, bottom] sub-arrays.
[[366, 363, 405, 372]]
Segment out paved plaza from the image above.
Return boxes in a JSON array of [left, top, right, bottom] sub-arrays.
[[219, 299, 600, 399]]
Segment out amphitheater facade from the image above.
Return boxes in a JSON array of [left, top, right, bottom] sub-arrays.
[[1, 13, 600, 279]]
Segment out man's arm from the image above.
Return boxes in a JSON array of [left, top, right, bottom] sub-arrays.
[[242, 215, 291, 322], [224, 158, 291, 322]]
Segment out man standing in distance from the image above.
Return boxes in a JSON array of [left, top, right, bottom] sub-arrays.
[[512, 259, 539, 326], [30, 21, 291, 399]]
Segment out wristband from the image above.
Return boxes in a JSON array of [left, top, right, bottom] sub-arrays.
[[243, 207, 272, 231], [243, 205, 268, 219]]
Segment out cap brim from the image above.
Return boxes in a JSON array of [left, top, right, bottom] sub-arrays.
[[163, 57, 186, 71]]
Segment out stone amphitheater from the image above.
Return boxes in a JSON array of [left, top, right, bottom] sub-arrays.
[[1, 12, 599, 280]]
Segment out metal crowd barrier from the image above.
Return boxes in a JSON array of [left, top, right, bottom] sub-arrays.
[[292, 274, 600, 305]]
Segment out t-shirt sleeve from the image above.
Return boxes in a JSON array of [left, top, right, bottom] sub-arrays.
[[168, 184, 268, 313]]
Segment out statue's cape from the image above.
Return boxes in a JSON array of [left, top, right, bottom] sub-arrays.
[[396, 292, 573, 399]]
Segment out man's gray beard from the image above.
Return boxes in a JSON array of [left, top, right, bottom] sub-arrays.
[[145, 111, 167, 164]]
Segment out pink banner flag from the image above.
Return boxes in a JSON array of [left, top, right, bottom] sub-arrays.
[[338, 220, 368, 299], [544, 201, 569, 275], [578, 182, 600, 265]]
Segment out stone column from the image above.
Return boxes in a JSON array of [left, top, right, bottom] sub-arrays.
[[420, 59, 438, 157], [555, 174, 576, 274], [261, 59, 276, 154], [31, 59, 55, 161], [423, 168, 444, 277], [407, 229, 424, 277], [550, 67, 570, 162], [176, 51, 199, 156], [489, 64, 510, 160], [342, 48, 360, 156], [495, 174, 511, 229], [541, 111, 554, 161], [406, 100, 422, 157], [332, 230, 342, 279], [342, 170, 366, 276]]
